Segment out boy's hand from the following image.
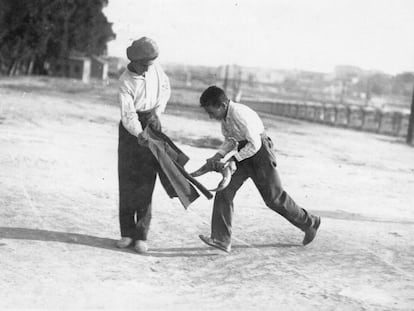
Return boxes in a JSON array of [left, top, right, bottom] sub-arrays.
[[137, 133, 148, 147], [206, 153, 223, 171], [213, 161, 226, 172], [206, 153, 222, 164], [210, 157, 237, 173]]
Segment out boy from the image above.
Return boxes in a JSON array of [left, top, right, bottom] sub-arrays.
[[116, 37, 171, 253], [198, 86, 320, 253]]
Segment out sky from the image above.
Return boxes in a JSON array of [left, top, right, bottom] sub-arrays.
[[103, 0, 414, 75]]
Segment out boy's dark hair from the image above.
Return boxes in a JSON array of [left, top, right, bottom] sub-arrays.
[[200, 86, 229, 108]]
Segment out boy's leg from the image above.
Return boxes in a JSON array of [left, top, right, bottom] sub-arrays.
[[118, 181, 137, 239], [210, 166, 249, 246], [133, 172, 156, 241], [118, 123, 157, 241], [252, 166, 315, 231], [251, 137, 317, 232], [118, 123, 137, 239]]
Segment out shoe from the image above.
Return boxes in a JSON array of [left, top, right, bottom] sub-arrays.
[[199, 235, 231, 253], [116, 237, 133, 248], [134, 240, 148, 254], [302, 216, 321, 246]]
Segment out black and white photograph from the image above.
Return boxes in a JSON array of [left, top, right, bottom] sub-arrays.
[[0, 0, 413, 310]]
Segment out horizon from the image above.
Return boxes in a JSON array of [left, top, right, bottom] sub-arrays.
[[103, 0, 414, 76], [107, 56, 412, 76]]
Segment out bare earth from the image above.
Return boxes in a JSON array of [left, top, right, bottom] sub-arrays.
[[0, 77, 413, 310]]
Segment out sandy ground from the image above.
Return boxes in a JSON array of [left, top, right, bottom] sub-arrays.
[[0, 77, 413, 310]]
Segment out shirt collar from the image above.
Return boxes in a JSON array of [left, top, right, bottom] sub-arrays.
[[127, 65, 154, 79], [224, 100, 234, 121], [127, 69, 145, 80]]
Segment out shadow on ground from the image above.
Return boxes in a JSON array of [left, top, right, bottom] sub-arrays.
[[0, 227, 299, 257]]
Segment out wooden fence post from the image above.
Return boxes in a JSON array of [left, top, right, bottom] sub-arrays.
[[333, 105, 338, 125], [377, 110, 384, 133], [407, 85, 414, 145], [360, 108, 366, 129], [345, 106, 351, 127], [393, 112, 402, 136]]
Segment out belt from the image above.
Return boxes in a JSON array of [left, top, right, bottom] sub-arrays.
[[237, 133, 267, 150]]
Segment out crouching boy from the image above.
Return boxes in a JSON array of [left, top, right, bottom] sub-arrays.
[[198, 86, 321, 253]]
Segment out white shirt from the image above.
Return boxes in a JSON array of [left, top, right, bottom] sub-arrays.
[[218, 101, 265, 161], [118, 63, 171, 137]]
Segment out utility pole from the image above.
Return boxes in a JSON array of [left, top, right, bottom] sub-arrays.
[[222, 64, 229, 94], [234, 66, 243, 102], [407, 84, 414, 145]]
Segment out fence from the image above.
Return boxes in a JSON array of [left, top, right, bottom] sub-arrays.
[[243, 100, 410, 137]]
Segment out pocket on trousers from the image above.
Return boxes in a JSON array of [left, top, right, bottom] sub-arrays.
[[264, 139, 277, 167]]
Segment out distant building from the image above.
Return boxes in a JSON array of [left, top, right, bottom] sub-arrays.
[[218, 65, 291, 85], [50, 56, 91, 83], [91, 56, 108, 80], [268, 71, 287, 84], [334, 65, 363, 79]]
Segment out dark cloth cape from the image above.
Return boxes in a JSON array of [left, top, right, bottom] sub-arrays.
[[143, 126, 213, 208]]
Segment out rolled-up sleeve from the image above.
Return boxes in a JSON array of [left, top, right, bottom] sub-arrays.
[[119, 83, 142, 137]]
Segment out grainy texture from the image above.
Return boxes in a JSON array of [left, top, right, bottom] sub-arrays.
[[0, 77, 413, 310]]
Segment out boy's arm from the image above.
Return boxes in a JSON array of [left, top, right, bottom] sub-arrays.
[[234, 134, 262, 161], [210, 124, 238, 160], [119, 83, 143, 137], [154, 67, 171, 117], [217, 125, 238, 156], [232, 111, 263, 162], [205, 125, 237, 169], [217, 140, 237, 157]]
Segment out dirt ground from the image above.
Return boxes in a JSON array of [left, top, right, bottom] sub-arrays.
[[0, 77, 413, 310]]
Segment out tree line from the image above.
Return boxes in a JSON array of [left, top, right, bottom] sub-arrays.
[[0, 0, 115, 76]]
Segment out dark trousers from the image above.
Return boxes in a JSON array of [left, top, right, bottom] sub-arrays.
[[118, 118, 160, 241], [211, 134, 315, 246]]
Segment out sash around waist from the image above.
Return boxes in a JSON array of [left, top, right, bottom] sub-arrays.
[[137, 108, 161, 131], [237, 132, 267, 150]]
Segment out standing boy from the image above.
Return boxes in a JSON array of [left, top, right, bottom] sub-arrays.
[[198, 86, 320, 253], [116, 37, 171, 253]]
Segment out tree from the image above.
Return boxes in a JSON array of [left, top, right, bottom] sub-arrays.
[[0, 0, 115, 76], [69, 0, 116, 56], [369, 73, 392, 96], [393, 72, 414, 97]]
